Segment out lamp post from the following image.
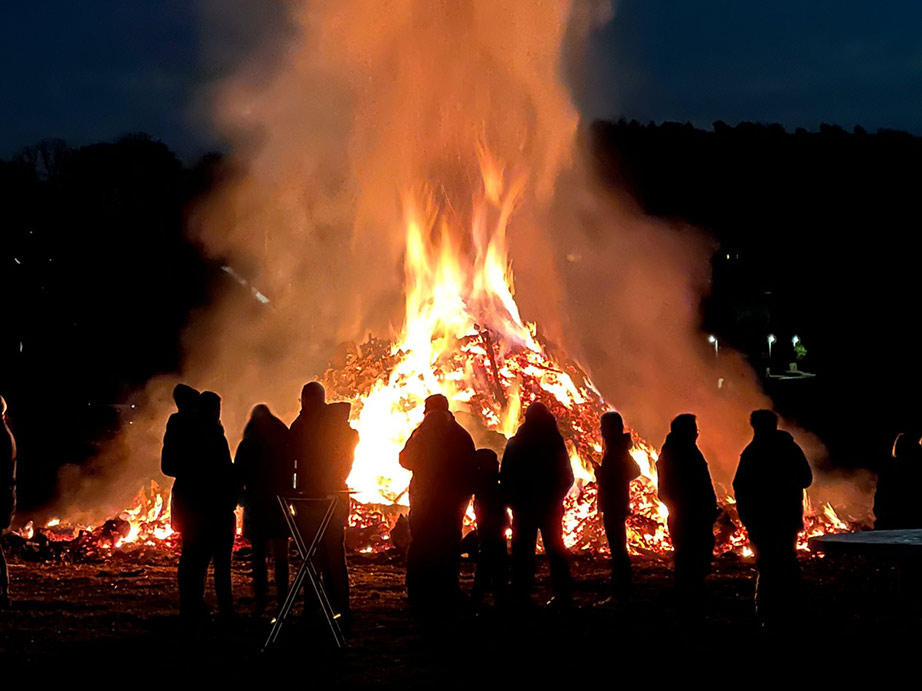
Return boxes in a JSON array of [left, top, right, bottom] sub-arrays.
[[707, 334, 718, 359], [767, 334, 776, 374]]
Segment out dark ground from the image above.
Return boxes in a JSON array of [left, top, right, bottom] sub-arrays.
[[0, 550, 918, 684]]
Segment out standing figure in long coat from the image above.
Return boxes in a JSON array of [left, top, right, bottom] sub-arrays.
[[596, 412, 640, 599], [734, 409, 812, 627], [162, 387, 237, 621], [657, 414, 719, 602], [236, 404, 294, 613], [399, 394, 476, 612], [0, 396, 16, 609], [501, 402, 574, 608]]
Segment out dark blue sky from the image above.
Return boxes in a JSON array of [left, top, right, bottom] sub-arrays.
[[3, 1, 922, 159]]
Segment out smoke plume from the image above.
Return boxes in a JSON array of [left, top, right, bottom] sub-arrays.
[[53, 0, 864, 523]]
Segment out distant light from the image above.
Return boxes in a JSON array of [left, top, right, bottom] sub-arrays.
[[725, 253, 730, 260], [130, 404, 136, 409], [767, 334, 776, 345], [707, 335, 717, 344], [792, 335, 800, 346], [13, 257, 20, 265]]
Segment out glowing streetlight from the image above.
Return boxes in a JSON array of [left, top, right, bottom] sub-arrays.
[[707, 334, 718, 358], [767, 334, 776, 359], [792, 334, 800, 347]]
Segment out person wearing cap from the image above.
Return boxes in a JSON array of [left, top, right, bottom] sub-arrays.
[[595, 411, 640, 601], [501, 402, 574, 608], [399, 393, 477, 612], [657, 413, 719, 609], [734, 409, 812, 628]]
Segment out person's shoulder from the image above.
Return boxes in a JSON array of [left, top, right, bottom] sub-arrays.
[[776, 430, 805, 454]]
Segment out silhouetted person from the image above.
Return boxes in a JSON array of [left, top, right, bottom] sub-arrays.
[[399, 394, 477, 612], [235, 404, 294, 613], [596, 412, 640, 600], [162, 384, 201, 536], [733, 410, 812, 628], [312, 401, 359, 620], [501, 402, 574, 608], [874, 432, 922, 613], [162, 386, 237, 622], [290, 382, 327, 495], [1, 396, 16, 609], [874, 432, 922, 530], [471, 448, 508, 608], [657, 414, 718, 603]]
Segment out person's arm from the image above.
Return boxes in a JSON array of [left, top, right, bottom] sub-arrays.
[[234, 438, 253, 492], [732, 453, 754, 527], [499, 439, 519, 502], [655, 450, 674, 508], [702, 455, 719, 517], [555, 434, 574, 498], [793, 443, 813, 489], [160, 419, 181, 478]]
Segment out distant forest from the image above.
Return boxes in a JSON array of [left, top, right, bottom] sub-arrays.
[[2, 122, 921, 510], [591, 120, 922, 471]]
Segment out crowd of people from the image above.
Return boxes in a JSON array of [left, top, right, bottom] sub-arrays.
[[153, 380, 820, 631], [0, 382, 920, 633], [160, 382, 357, 626]]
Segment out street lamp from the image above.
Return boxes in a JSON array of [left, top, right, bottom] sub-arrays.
[[767, 333, 776, 360], [707, 334, 718, 358], [792, 334, 800, 347]]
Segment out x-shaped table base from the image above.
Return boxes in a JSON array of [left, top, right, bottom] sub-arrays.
[[263, 494, 346, 651]]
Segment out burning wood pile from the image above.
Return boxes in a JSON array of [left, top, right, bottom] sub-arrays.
[[5, 144, 856, 564]]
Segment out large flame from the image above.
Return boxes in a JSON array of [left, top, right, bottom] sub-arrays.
[[40, 1, 856, 559]]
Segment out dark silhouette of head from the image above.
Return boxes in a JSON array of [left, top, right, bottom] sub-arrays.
[[524, 401, 555, 426], [301, 382, 326, 413], [600, 411, 625, 443], [424, 393, 450, 415], [750, 409, 778, 435], [199, 391, 222, 425], [172, 383, 200, 413], [475, 448, 499, 474], [670, 413, 698, 441], [249, 403, 271, 421]]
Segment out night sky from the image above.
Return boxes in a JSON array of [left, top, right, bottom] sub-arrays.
[[3, 1, 922, 159]]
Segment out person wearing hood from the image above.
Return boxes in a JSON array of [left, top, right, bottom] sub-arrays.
[[733, 409, 812, 627], [399, 393, 477, 611], [657, 413, 719, 602], [236, 404, 294, 614], [595, 412, 641, 600], [1, 395, 16, 609], [162, 386, 237, 622], [501, 402, 574, 608]]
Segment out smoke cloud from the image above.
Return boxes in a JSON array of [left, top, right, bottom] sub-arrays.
[[54, 0, 866, 523]]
